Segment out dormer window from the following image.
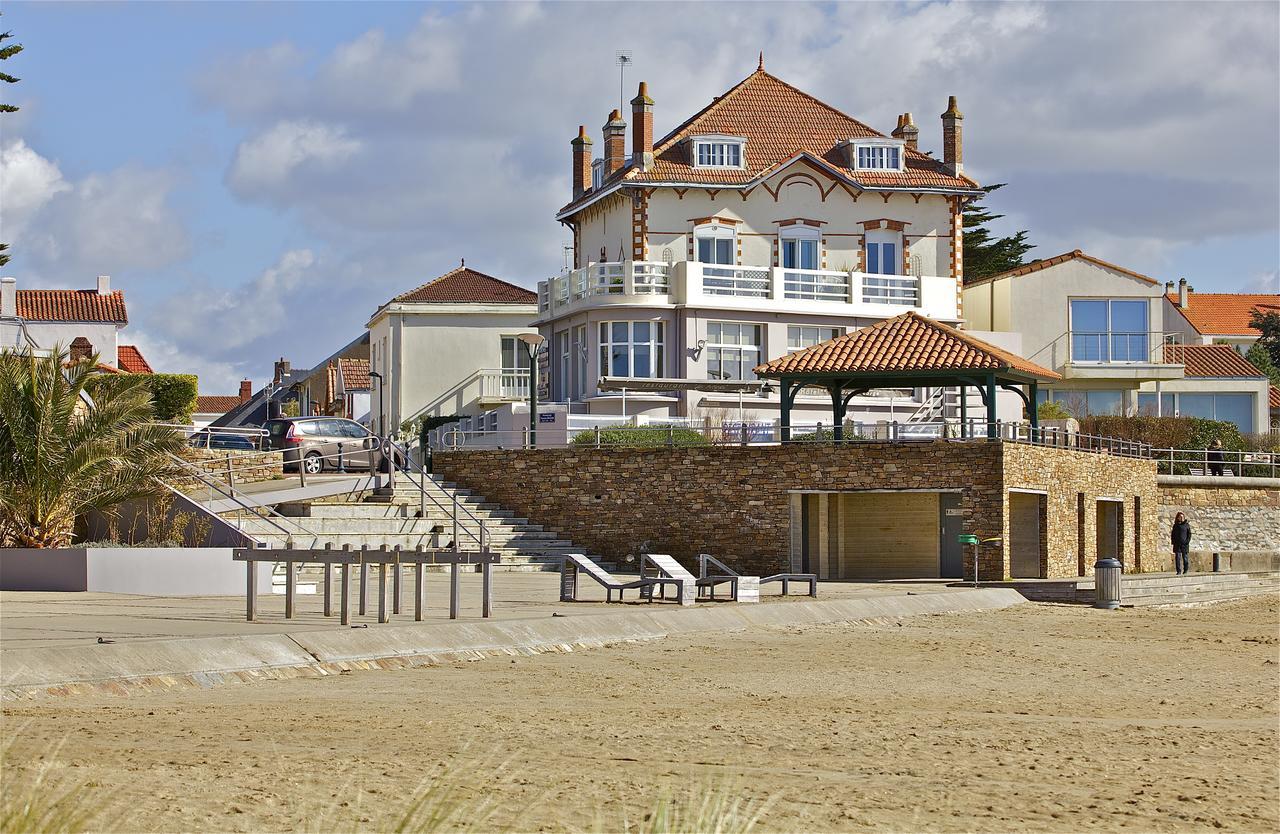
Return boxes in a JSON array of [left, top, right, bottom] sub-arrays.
[[690, 135, 746, 169], [851, 139, 905, 172], [591, 159, 605, 190]]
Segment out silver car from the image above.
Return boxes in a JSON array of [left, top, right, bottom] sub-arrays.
[[264, 417, 399, 474]]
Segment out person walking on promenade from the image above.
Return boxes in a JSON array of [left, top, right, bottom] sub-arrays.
[[1171, 512, 1192, 575], [1208, 439, 1226, 476]]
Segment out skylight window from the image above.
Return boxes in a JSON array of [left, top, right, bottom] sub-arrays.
[[851, 139, 905, 172], [690, 135, 746, 169]]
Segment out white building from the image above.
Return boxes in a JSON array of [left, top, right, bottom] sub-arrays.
[[1163, 279, 1279, 354], [366, 263, 539, 435], [963, 250, 1270, 432], [532, 62, 995, 428], [1, 275, 140, 367]]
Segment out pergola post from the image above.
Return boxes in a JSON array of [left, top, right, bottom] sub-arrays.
[[985, 373, 997, 438], [959, 383, 967, 438], [1029, 381, 1039, 430], [828, 382, 846, 441], [780, 378, 794, 442]]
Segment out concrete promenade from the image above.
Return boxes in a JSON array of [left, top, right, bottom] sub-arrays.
[[1, 574, 1024, 699]]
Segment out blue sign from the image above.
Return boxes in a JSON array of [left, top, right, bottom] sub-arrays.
[[538, 413, 556, 424]]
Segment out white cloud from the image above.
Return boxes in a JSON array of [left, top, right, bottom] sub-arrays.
[[123, 329, 246, 394], [1239, 270, 1280, 294], [0, 139, 71, 240], [228, 120, 361, 195]]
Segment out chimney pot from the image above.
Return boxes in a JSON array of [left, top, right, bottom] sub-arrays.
[[96, 275, 111, 295], [892, 112, 920, 152], [1, 277, 15, 318], [571, 125, 593, 198], [239, 379, 253, 403], [630, 81, 654, 172], [941, 96, 963, 176], [1177, 277, 1190, 308], [603, 109, 628, 177]]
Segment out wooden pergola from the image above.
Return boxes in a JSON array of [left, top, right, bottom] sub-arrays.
[[753, 311, 1062, 440]]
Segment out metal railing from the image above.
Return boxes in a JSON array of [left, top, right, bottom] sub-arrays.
[[861, 275, 919, 306], [393, 448, 489, 553], [783, 269, 851, 303], [1149, 447, 1278, 479], [477, 367, 529, 400], [166, 452, 315, 545], [702, 266, 771, 298]]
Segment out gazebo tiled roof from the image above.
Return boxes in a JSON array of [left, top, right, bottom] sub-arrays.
[[754, 311, 1060, 381]]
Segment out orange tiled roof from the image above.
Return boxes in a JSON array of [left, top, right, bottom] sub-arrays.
[[1166, 292, 1280, 336], [16, 289, 128, 323], [755, 311, 1060, 380], [339, 357, 371, 390], [559, 68, 978, 217], [195, 395, 243, 414], [1163, 344, 1267, 378], [116, 344, 153, 374], [391, 265, 536, 305], [968, 250, 1159, 288], [1270, 386, 1279, 410]]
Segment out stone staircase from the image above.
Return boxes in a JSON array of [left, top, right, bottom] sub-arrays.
[[1069, 571, 1280, 607], [219, 475, 612, 573]]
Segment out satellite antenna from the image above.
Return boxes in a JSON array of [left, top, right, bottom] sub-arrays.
[[562, 244, 574, 273], [615, 51, 633, 117]]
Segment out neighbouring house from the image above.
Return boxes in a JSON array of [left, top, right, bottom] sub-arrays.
[[1164, 279, 1280, 354], [116, 344, 154, 374], [1, 274, 129, 365], [289, 333, 372, 422], [366, 263, 539, 436], [962, 250, 1270, 432], [194, 380, 255, 428], [533, 60, 1007, 427]]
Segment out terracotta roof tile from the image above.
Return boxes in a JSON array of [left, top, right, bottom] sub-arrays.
[[196, 395, 243, 414], [391, 266, 536, 305], [1166, 293, 1280, 336], [339, 357, 371, 390], [16, 289, 129, 323], [1270, 386, 1279, 410], [1163, 344, 1267, 378], [969, 250, 1159, 288], [755, 311, 1060, 380], [116, 344, 153, 374], [560, 69, 978, 216]]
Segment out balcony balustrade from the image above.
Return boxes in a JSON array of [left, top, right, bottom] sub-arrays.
[[537, 260, 955, 320]]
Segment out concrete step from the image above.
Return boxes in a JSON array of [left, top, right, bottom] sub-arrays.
[[229, 518, 560, 540]]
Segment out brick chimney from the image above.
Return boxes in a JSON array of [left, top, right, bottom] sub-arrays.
[[96, 275, 111, 295], [631, 82, 654, 172], [941, 96, 963, 176], [1, 277, 15, 318], [273, 357, 291, 384], [571, 126, 593, 198], [1178, 277, 1190, 308], [603, 109, 627, 177], [239, 379, 253, 402], [70, 336, 93, 363], [891, 112, 919, 152]]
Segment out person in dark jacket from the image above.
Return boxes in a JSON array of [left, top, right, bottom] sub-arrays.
[[1207, 439, 1225, 476], [1171, 512, 1192, 575]]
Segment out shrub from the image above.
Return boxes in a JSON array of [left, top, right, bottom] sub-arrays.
[[571, 427, 708, 447], [91, 372, 198, 423], [1037, 400, 1071, 421]]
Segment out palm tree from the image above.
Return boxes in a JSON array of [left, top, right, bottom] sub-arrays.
[[0, 346, 185, 548]]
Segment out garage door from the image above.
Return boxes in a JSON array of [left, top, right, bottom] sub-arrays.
[[1009, 492, 1043, 578], [838, 492, 940, 579]]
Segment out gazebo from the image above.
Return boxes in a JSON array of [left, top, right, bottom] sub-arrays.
[[753, 311, 1062, 440]]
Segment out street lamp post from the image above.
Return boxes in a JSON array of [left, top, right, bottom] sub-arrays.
[[368, 369, 391, 494], [517, 333, 546, 448]]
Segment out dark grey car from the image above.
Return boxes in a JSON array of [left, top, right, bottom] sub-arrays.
[[264, 417, 394, 474]]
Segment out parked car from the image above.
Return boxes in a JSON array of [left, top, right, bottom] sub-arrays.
[[187, 431, 258, 451], [263, 417, 405, 474]]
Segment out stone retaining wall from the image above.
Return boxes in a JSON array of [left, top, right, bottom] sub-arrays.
[[435, 442, 1162, 579], [178, 449, 285, 488], [1157, 484, 1280, 554]]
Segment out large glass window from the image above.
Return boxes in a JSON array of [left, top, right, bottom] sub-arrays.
[[599, 321, 664, 380], [787, 326, 842, 352], [572, 325, 586, 400], [1037, 388, 1125, 417], [706, 322, 762, 381], [855, 144, 901, 170], [1137, 392, 1175, 416], [780, 228, 819, 270], [865, 231, 900, 275], [1070, 299, 1148, 363], [554, 331, 569, 402], [695, 223, 735, 265]]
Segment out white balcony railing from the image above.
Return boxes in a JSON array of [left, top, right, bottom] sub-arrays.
[[783, 269, 852, 303], [861, 275, 919, 306], [702, 265, 771, 298], [477, 367, 530, 401]]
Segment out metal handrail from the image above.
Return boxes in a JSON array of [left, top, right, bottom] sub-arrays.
[[392, 451, 488, 552], [166, 452, 314, 542], [1148, 447, 1278, 478]]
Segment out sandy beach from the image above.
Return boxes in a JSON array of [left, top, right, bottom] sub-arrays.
[[3, 597, 1277, 833]]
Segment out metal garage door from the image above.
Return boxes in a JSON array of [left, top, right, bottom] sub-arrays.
[[1008, 492, 1044, 578], [838, 492, 941, 579]]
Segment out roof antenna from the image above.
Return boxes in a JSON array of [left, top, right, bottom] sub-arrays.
[[460, 258, 465, 268], [616, 50, 633, 117], [758, 51, 764, 71]]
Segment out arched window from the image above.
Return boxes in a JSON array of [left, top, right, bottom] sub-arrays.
[[693, 221, 736, 265], [865, 228, 902, 275], [779, 224, 820, 270]]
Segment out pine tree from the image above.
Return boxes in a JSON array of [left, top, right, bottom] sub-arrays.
[[1248, 308, 1280, 372], [1245, 341, 1280, 388], [963, 183, 1035, 284], [1, 16, 20, 268]]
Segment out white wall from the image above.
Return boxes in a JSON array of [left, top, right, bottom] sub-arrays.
[[21, 321, 121, 365]]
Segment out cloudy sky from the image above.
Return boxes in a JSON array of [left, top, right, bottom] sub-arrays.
[[2, 1, 1277, 392]]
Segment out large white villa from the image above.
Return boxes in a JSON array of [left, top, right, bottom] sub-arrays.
[[529, 61, 1009, 427]]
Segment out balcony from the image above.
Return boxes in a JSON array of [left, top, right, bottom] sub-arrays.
[[1051, 331, 1186, 381], [536, 260, 958, 321]]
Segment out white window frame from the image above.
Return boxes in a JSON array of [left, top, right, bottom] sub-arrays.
[[599, 321, 665, 380], [779, 224, 821, 270], [690, 134, 746, 169], [864, 228, 902, 276], [851, 138, 906, 172], [591, 159, 604, 190], [694, 221, 737, 265], [554, 330, 570, 402], [706, 321, 763, 382], [787, 325, 842, 353]]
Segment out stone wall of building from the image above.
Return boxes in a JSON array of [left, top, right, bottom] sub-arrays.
[[436, 441, 1163, 580], [1157, 483, 1280, 554], [1002, 444, 1162, 575]]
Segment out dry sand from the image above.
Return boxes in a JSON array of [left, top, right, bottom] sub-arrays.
[[3, 597, 1277, 833]]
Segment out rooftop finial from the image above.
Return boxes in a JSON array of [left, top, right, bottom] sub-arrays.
[[758, 51, 764, 71], [461, 257, 465, 267]]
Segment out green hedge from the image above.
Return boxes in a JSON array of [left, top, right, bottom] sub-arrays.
[[88, 372, 197, 423], [1079, 415, 1245, 452], [571, 427, 708, 447]]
